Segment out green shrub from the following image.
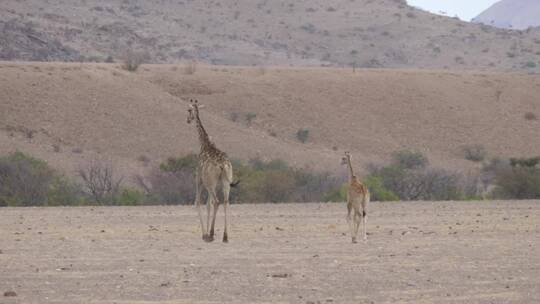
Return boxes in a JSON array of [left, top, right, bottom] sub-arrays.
[[296, 129, 310, 143], [367, 151, 465, 201], [493, 166, 540, 199], [462, 144, 487, 162], [510, 157, 539, 168], [116, 188, 146, 205], [323, 183, 347, 202], [47, 176, 85, 206], [245, 113, 257, 125], [160, 154, 198, 172], [391, 150, 428, 169], [0, 152, 88, 206], [231, 157, 341, 203], [525, 61, 537, 68], [0, 152, 55, 206], [363, 176, 399, 201]]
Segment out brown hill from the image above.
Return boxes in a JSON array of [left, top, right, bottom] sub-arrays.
[[1, 0, 540, 71], [1, 62, 539, 182]]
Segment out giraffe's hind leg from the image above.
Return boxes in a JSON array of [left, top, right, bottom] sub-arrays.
[[208, 190, 219, 242], [204, 192, 214, 242], [353, 209, 362, 244], [346, 202, 356, 243], [222, 180, 231, 243]]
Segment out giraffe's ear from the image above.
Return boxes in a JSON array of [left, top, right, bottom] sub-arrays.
[[198, 104, 205, 109]]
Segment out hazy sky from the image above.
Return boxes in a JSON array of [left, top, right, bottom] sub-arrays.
[[407, 0, 500, 21]]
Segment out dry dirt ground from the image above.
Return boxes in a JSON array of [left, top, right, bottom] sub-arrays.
[[1, 201, 539, 303]]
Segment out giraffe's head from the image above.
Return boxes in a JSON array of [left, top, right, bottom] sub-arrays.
[[187, 99, 201, 124], [341, 151, 350, 165]]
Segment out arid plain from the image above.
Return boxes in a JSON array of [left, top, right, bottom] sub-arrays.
[[1, 201, 539, 303]]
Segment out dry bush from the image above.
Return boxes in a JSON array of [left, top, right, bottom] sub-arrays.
[[136, 168, 195, 205], [296, 129, 310, 143], [78, 160, 123, 205], [137, 154, 151, 166], [392, 150, 428, 169], [121, 51, 143, 72], [494, 166, 540, 199], [462, 144, 487, 162], [367, 151, 468, 201], [136, 155, 198, 205], [524, 112, 537, 120]]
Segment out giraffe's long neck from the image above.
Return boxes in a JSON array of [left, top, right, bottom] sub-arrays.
[[194, 109, 212, 152], [346, 156, 355, 181]]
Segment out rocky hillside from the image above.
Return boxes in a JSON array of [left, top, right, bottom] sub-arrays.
[[473, 0, 540, 30], [1, 0, 540, 71]]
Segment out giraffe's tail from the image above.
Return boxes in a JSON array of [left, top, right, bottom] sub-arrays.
[[222, 162, 240, 188]]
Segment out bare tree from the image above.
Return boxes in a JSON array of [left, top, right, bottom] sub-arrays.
[[78, 160, 123, 205]]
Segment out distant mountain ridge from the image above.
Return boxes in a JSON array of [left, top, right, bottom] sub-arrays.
[[1, 0, 540, 71], [473, 0, 540, 30]]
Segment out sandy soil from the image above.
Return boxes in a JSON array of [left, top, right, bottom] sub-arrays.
[[1, 201, 539, 303], [1, 62, 540, 182]]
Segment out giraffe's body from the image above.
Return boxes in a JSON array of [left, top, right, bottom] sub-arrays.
[[188, 99, 237, 242], [342, 152, 370, 243]]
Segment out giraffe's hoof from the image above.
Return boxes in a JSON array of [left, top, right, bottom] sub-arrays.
[[352, 238, 357, 244], [223, 235, 228, 243], [202, 234, 213, 242]]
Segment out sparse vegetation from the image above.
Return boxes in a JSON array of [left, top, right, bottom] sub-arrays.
[[455, 56, 465, 65], [121, 51, 143, 72], [525, 61, 537, 68], [0, 152, 83, 206], [462, 144, 487, 162], [491, 159, 540, 199], [229, 112, 239, 122], [232, 158, 342, 203], [365, 151, 471, 201], [296, 129, 310, 143], [77, 160, 123, 205], [245, 113, 257, 125], [406, 12, 416, 18], [392, 150, 428, 169]]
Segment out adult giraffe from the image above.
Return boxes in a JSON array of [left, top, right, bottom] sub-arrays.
[[187, 99, 239, 242]]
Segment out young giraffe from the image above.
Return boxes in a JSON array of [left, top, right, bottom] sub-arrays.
[[187, 99, 239, 242], [341, 152, 370, 243]]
